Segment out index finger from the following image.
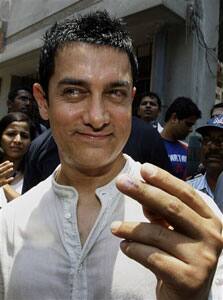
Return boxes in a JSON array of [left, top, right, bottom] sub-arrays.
[[140, 163, 213, 218], [116, 163, 215, 220]]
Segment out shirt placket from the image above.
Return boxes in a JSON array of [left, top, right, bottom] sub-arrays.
[[61, 190, 87, 300]]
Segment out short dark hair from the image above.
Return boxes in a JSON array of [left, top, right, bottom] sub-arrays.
[[139, 92, 162, 110], [210, 102, 223, 117], [39, 10, 138, 97], [8, 86, 33, 102], [0, 112, 35, 141], [165, 97, 201, 122]]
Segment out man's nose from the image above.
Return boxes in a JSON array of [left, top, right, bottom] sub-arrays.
[[84, 95, 110, 129], [13, 134, 22, 143], [25, 99, 32, 107]]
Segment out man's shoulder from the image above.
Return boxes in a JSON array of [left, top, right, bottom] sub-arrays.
[[131, 116, 159, 137], [28, 128, 53, 153], [163, 138, 188, 152], [124, 154, 142, 174], [197, 190, 223, 219], [0, 176, 53, 223], [187, 173, 204, 185]]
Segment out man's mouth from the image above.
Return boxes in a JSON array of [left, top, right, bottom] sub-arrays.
[[206, 154, 223, 161], [75, 131, 112, 141]]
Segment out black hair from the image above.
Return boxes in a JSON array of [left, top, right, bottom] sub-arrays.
[[165, 97, 201, 122], [39, 10, 138, 97], [210, 102, 223, 117], [0, 112, 36, 171], [8, 86, 33, 102], [139, 91, 162, 110]]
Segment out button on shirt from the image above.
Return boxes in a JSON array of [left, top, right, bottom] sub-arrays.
[[0, 155, 222, 300], [0, 156, 157, 300]]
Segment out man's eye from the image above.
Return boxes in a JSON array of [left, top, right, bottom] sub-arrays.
[[63, 87, 80, 96], [6, 132, 16, 137], [108, 89, 127, 98], [21, 133, 30, 139]]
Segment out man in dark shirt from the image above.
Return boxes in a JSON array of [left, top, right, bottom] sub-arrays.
[[22, 116, 172, 193]]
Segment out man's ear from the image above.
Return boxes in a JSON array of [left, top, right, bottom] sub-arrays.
[[132, 87, 136, 100], [33, 83, 49, 120], [171, 112, 178, 123]]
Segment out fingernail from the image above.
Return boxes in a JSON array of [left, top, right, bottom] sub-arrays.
[[142, 163, 157, 177], [116, 174, 137, 189], [111, 221, 122, 233], [120, 240, 130, 252]]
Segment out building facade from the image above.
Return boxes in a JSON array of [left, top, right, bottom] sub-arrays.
[[0, 0, 221, 125]]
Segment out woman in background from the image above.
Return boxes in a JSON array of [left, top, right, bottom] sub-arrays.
[[0, 112, 35, 207]]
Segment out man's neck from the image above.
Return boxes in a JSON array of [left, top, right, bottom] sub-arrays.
[[206, 169, 222, 192], [161, 126, 175, 141], [55, 154, 126, 196], [55, 154, 127, 245]]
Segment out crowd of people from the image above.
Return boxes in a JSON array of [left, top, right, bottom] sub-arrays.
[[0, 10, 222, 300]]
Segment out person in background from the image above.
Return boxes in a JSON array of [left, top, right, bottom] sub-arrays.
[[0, 11, 222, 300], [137, 92, 163, 132], [7, 86, 47, 137], [210, 102, 223, 118], [214, 170, 223, 212], [0, 112, 34, 207], [161, 97, 201, 180], [187, 115, 223, 203], [189, 101, 223, 178]]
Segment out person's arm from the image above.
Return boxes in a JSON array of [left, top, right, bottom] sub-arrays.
[[112, 163, 223, 300], [2, 184, 20, 202]]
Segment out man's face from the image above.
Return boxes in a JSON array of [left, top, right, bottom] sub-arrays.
[[201, 128, 223, 173], [174, 116, 198, 140], [137, 96, 160, 122], [211, 107, 223, 118], [41, 43, 135, 174], [8, 90, 33, 115]]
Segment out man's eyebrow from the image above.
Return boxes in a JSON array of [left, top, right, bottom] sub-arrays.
[[58, 78, 88, 87], [58, 78, 131, 89], [107, 81, 131, 89]]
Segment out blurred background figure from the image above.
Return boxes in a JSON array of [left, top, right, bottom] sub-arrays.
[[0, 112, 35, 207], [7, 86, 47, 137], [137, 92, 163, 133], [7, 86, 33, 115], [210, 102, 223, 118], [214, 170, 223, 212], [187, 102, 223, 179], [161, 97, 201, 180], [187, 114, 223, 206]]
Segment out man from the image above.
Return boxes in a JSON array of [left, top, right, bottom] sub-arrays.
[[188, 115, 223, 202], [137, 92, 163, 132], [7, 86, 47, 137], [7, 86, 33, 116], [215, 170, 223, 212], [0, 11, 222, 300], [210, 102, 223, 118], [22, 116, 171, 193], [161, 97, 201, 180]]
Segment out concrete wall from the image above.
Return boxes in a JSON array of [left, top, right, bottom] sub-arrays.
[[151, 0, 220, 126], [166, 0, 219, 126]]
